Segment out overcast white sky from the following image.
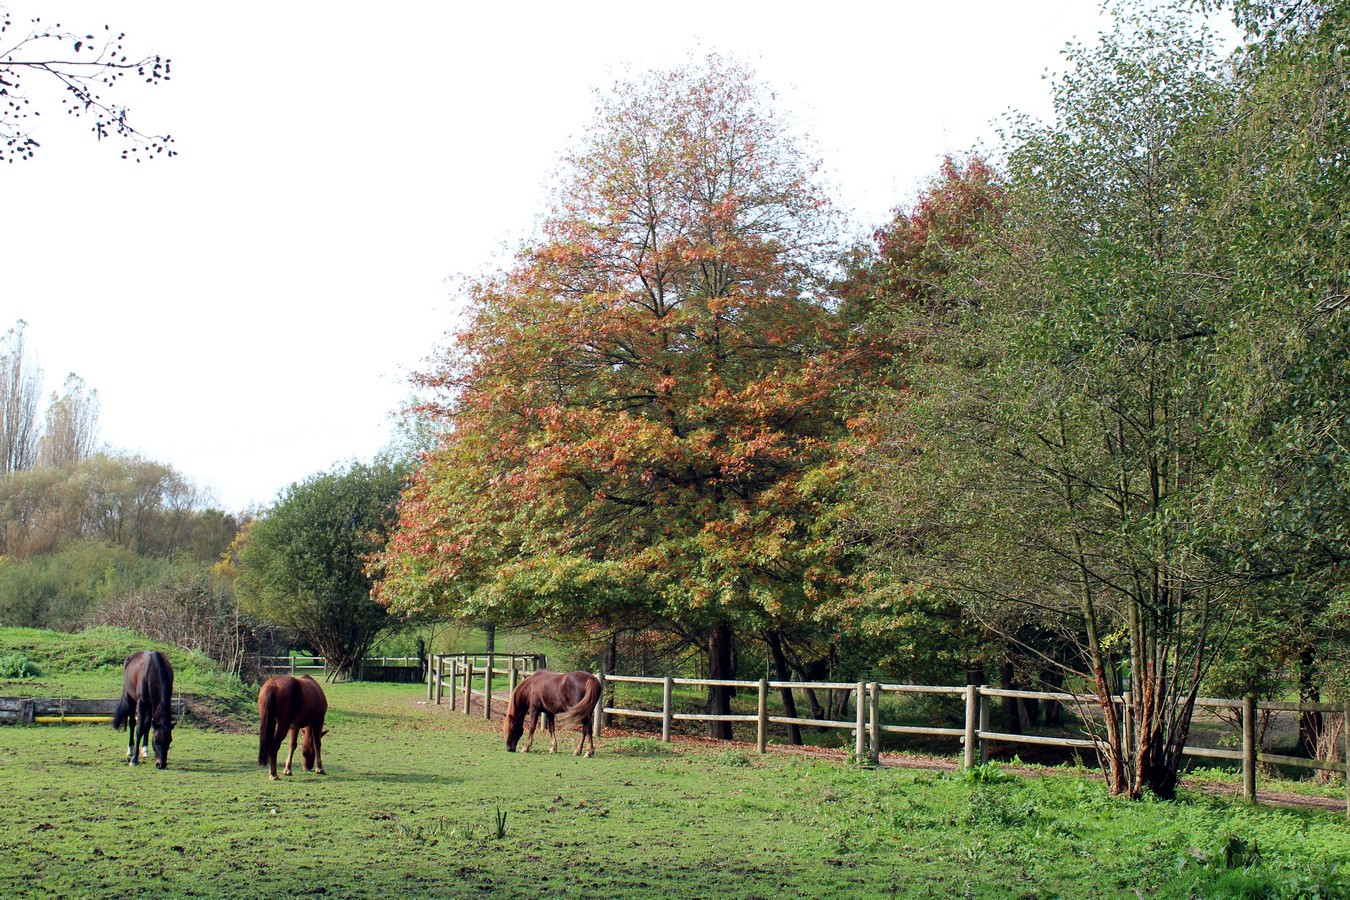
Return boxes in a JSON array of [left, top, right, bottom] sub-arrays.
[[4, 1, 1164, 512]]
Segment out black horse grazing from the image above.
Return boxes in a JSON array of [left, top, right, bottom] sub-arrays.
[[257, 674, 328, 781], [112, 650, 175, 769], [504, 669, 601, 757]]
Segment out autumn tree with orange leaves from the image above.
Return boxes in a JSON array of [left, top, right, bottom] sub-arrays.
[[375, 56, 866, 736]]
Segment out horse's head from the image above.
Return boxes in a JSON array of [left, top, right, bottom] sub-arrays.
[[503, 699, 523, 751], [302, 728, 329, 771], [152, 720, 173, 769]]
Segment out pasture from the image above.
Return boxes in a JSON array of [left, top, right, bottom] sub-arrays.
[[2, 680, 1350, 898]]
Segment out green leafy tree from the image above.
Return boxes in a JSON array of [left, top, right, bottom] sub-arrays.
[[237, 459, 406, 679], [856, 6, 1241, 798], [1199, 0, 1350, 751]]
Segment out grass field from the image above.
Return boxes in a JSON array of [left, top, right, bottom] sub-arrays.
[[2, 628, 1350, 897]]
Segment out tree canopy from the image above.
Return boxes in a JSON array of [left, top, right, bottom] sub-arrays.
[[375, 55, 870, 734], [237, 459, 407, 679]]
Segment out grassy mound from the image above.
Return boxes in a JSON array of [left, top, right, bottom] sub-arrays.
[[0, 626, 256, 724]]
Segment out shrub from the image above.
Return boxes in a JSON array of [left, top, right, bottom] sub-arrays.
[[0, 653, 40, 678]]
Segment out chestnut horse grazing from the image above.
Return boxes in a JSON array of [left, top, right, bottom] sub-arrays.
[[112, 650, 175, 769], [504, 669, 601, 757], [257, 674, 328, 781]]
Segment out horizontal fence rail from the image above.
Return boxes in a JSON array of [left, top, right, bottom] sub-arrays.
[[585, 675, 1350, 814], [1, 696, 188, 725]]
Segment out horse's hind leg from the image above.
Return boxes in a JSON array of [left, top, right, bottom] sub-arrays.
[[125, 701, 138, 764], [137, 698, 152, 759], [312, 727, 325, 775], [547, 712, 558, 753], [575, 716, 594, 757], [283, 727, 299, 776]]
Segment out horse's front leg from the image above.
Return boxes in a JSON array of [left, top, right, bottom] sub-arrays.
[[522, 708, 539, 753], [283, 727, 299, 776]]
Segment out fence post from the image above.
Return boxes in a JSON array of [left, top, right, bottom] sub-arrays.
[[869, 682, 881, 765], [464, 658, 474, 716], [855, 682, 866, 765], [434, 656, 444, 706], [662, 676, 673, 743], [963, 684, 979, 770], [757, 677, 768, 754], [426, 654, 434, 701], [978, 686, 991, 765], [449, 659, 458, 711], [508, 660, 518, 701], [485, 651, 495, 721], [593, 673, 605, 738], [1242, 694, 1257, 803], [289, 656, 296, 675]]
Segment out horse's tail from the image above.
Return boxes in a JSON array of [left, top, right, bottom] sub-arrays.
[[112, 694, 131, 732], [556, 674, 602, 730], [258, 684, 276, 766]]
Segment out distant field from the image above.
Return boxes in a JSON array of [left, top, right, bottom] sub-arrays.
[[2, 674, 1349, 898]]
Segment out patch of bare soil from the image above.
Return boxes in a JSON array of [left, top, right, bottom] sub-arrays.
[[182, 695, 252, 734]]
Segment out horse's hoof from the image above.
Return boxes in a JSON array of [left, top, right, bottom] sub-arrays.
[[316, 769, 326, 775], [269, 775, 278, 782]]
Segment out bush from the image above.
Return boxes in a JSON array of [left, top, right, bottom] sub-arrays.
[[0, 653, 40, 678]]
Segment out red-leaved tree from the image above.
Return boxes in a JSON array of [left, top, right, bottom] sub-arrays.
[[375, 55, 865, 735]]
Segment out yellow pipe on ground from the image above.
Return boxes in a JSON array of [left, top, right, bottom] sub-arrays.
[[32, 715, 113, 724]]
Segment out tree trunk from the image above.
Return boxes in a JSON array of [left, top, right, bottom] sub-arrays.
[[1298, 644, 1321, 756], [706, 623, 735, 740], [766, 631, 803, 745], [999, 658, 1021, 734]]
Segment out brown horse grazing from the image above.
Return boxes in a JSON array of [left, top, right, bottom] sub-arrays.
[[257, 675, 328, 781], [504, 669, 601, 757], [112, 650, 175, 769]]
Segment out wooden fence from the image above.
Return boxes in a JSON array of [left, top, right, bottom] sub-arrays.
[[258, 655, 424, 682], [428, 653, 548, 718], [0, 695, 187, 724], [592, 675, 1350, 814]]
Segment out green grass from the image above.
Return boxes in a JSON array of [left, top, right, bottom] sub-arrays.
[[3, 628, 1349, 897], [2, 678, 1349, 898]]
